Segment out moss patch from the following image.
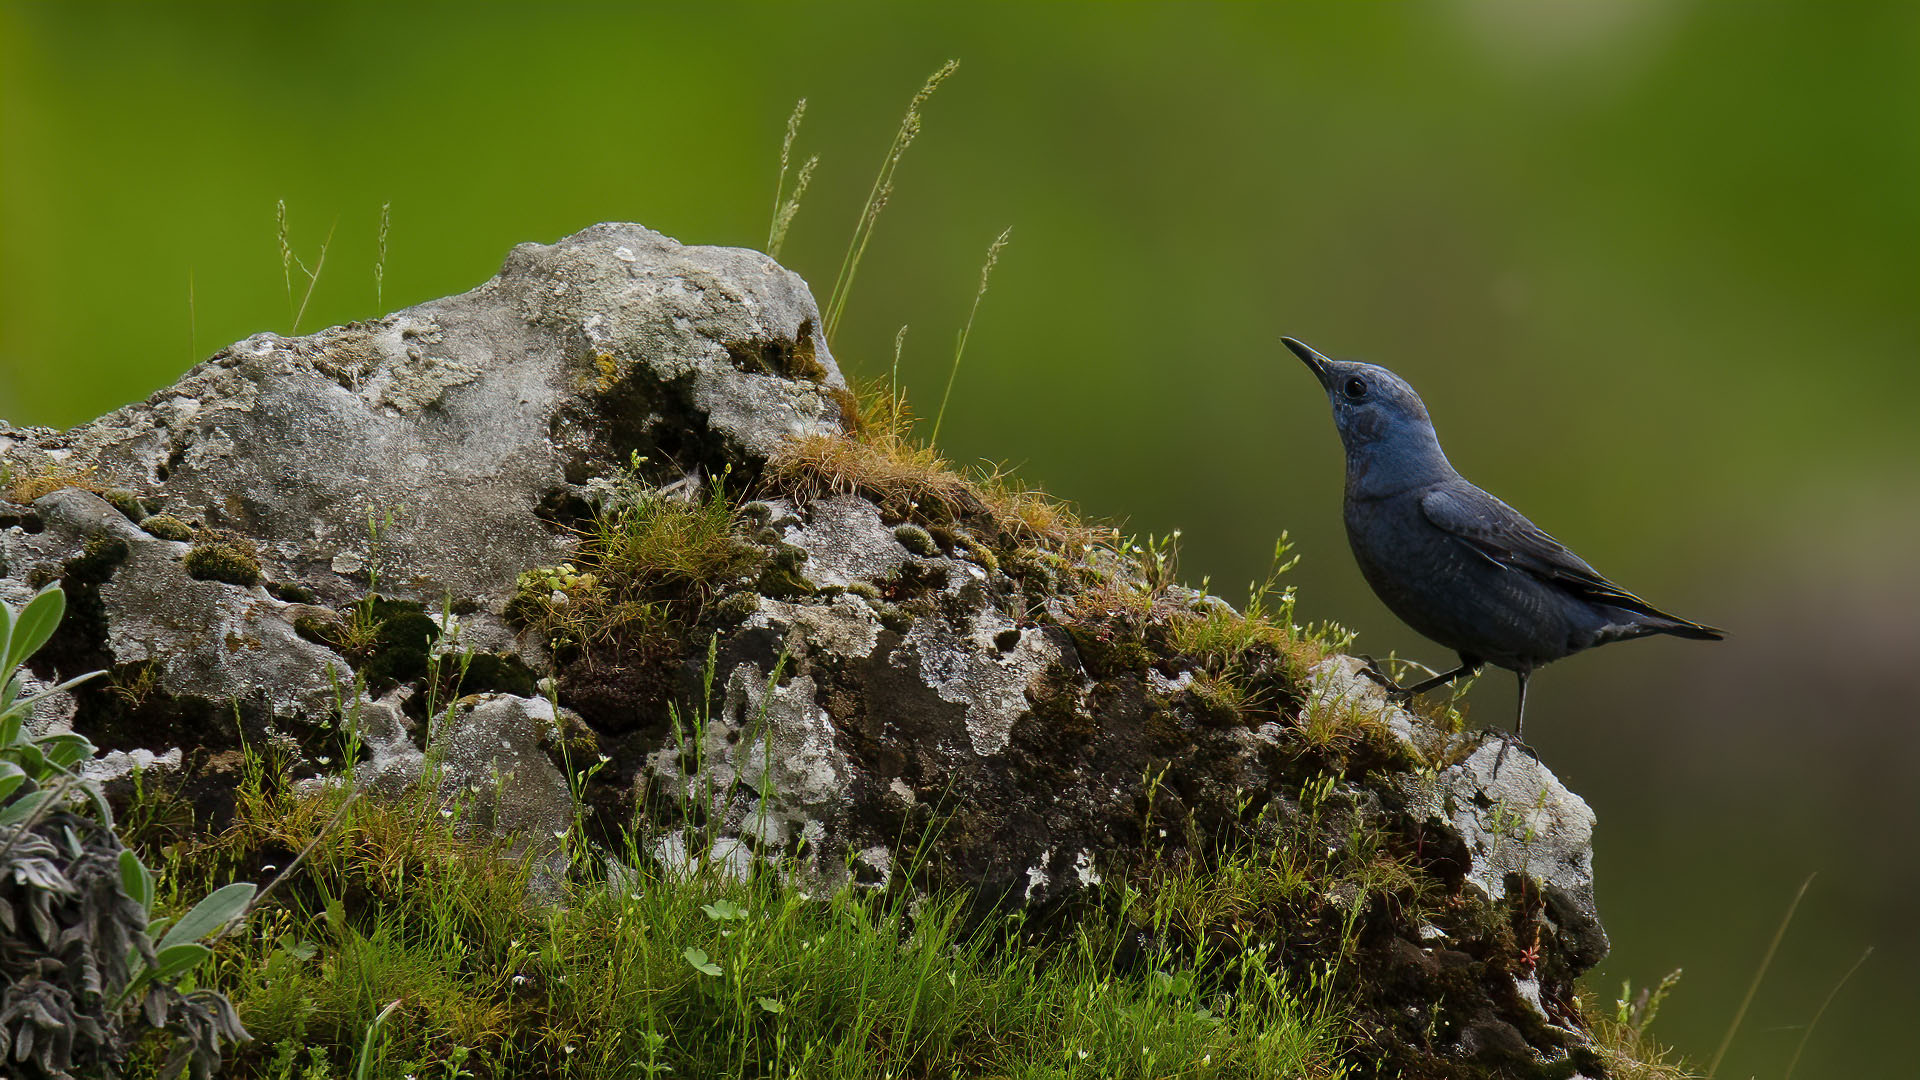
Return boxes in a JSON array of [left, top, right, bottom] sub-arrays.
[[102, 488, 149, 523], [183, 540, 261, 587], [139, 514, 194, 542]]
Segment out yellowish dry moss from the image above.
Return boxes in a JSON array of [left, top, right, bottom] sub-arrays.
[[4, 462, 101, 503]]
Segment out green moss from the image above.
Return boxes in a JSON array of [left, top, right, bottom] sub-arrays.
[[892, 523, 938, 556], [359, 607, 440, 693], [953, 533, 1000, 574], [102, 488, 148, 523], [755, 560, 816, 600], [139, 514, 194, 542], [183, 541, 261, 587], [870, 599, 913, 634], [67, 534, 131, 582], [725, 323, 827, 382], [292, 613, 341, 647], [265, 581, 318, 605], [456, 652, 539, 698], [711, 591, 764, 622], [1065, 620, 1152, 677]]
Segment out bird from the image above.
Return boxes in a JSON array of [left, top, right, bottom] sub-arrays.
[[1283, 336, 1722, 745]]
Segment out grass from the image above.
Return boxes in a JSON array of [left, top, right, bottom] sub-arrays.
[[510, 463, 763, 655], [766, 98, 817, 260], [823, 61, 960, 343], [929, 226, 1012, 446], [768, 375, 1097, 556], [123, 749, 1359, 1080], [3, 460, 101, 503], [1584, 970, 1694, 1080]]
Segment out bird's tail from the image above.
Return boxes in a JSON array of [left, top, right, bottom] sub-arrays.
[[1648, 615, 1725, 641], [1601, 604, 1725, 643]]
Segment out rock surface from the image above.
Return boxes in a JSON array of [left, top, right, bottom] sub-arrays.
[[2, 223, 1615, 1078]]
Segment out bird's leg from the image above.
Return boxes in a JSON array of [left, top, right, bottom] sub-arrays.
[[1514, 668, 1529, 740], [1356, 653, 1483, 702], [1491, 669, 1536, 778]]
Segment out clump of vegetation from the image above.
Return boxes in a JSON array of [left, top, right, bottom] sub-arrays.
[[0, 585, 252, 1079], [510, 463, 763, 656], [102, 488, 149, 524], [769, 374, 1095, 555], [3, 461, 101, 504], [140, 514, 195, 542], [183, 539, 262, 587], [128, 739, 1365, 1080], [1584, 971, 1694, 1080]]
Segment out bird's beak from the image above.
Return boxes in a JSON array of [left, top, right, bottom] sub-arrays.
[[1282, 337, 1334, 389]]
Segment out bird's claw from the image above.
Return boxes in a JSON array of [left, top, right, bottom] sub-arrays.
[[1488, 728, 1538, 780], [1355, 654, 1415, 701]]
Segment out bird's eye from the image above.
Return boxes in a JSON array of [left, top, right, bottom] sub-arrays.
[[1344, 376, 1367, 399]]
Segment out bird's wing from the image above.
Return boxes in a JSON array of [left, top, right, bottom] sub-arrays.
[[1416, 483, 1656, 611]]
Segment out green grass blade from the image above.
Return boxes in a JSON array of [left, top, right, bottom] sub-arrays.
[[1706, 872, 1813, 1078]]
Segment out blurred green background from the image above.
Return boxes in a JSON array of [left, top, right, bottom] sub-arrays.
[[4, 1, 1915, 1074]]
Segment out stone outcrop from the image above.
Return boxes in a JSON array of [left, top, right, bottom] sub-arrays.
[[1, 223, 1616, 1078]]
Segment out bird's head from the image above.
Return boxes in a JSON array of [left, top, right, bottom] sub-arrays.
[[1283, 337, 1454, 491]]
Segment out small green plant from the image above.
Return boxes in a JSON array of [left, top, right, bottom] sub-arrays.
[[510, 462, 760, 654], [0, 584, 252, 1078]]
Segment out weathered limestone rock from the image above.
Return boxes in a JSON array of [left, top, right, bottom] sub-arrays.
[[2, 223, 1615, 1078]]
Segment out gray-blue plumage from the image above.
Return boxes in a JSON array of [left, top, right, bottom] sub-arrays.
[[1284, 337, 1722, 737]]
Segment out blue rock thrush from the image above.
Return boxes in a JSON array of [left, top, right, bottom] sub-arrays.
[[1284, 337, 1722, 741]]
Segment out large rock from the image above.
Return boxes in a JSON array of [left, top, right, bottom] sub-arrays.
[[1, 223, 1614, 1078]]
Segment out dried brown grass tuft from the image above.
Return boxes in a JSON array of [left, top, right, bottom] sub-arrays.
[[768, 376, 1097, 553], [4, 462, 101, 504]]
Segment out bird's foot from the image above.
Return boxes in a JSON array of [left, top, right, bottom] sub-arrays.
[[1488, 728, 1538, 780], [1355, 654, 1416, 701]]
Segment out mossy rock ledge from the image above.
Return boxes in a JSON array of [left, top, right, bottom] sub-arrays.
[[2, 223, 1616, 1078]]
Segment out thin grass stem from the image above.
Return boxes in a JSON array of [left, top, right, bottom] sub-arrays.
[[276, 199, 293, 324], [1706, 872, 1814, 1078], [823, 60, 958, 343], [930, 227, 1010, 446], [767, 98, 810, 257], [375, 201, 391, 310], [1782, 945, 1872, 1080], [292, 218, 336, 335]]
